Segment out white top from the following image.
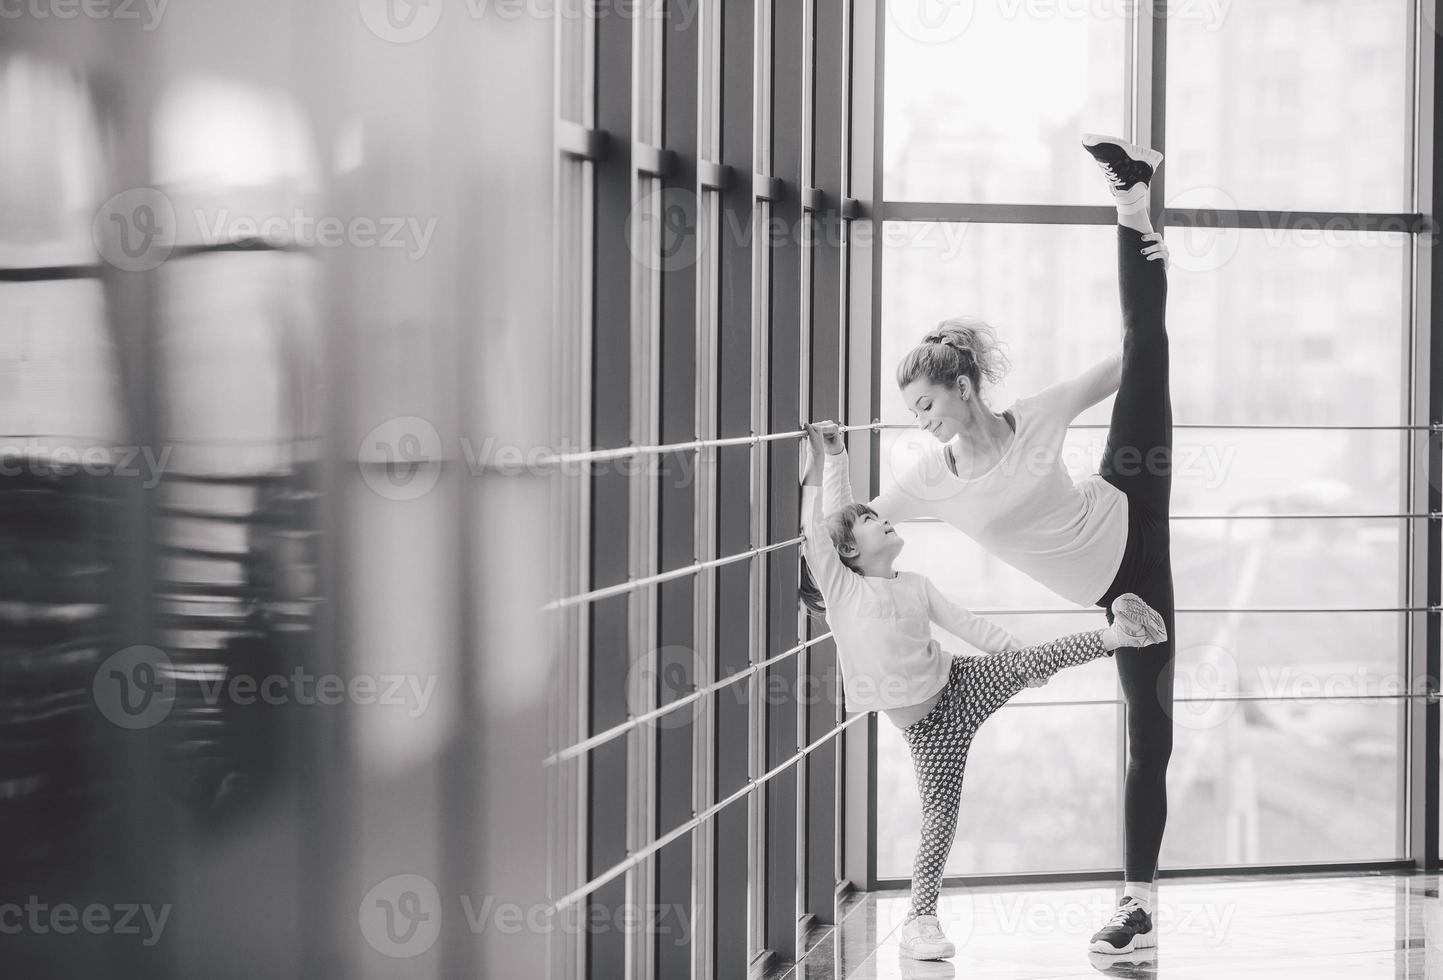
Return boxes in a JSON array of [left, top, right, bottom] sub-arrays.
[[872, 374, 1130, 607], [802, 451, 1021, 712]]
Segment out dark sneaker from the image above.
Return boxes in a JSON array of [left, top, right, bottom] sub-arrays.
[[1088, 896, 1157, 954], [1081, 134, 1163, 194]]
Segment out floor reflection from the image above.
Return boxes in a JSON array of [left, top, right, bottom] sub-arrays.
[[790, 871, 1443, 980]]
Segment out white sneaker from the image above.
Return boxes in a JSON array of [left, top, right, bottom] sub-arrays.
[[899, 914, 956, 960], [1105, 593, 1168, 649]]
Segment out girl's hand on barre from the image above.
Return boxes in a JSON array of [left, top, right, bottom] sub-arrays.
[[811, 420, 845, 455]]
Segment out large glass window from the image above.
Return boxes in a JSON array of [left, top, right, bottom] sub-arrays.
[[875, 0, 1421, 878], [1165, 0, 1411, 213], [884, 1, 1127, 204]]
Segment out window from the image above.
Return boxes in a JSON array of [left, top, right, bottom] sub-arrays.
[[874, 0, 1424, 879]]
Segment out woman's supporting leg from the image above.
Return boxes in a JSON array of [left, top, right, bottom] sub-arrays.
[[1114, 563, 1175, 884]]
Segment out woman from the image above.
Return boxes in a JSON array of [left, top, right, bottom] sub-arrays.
[[855, 135, 1173, 956]]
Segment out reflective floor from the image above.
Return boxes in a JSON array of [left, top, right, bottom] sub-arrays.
[[787, 872, 1443, 979]]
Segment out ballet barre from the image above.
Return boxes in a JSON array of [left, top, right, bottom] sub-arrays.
[[533, 420, 883, 469], [542, 632, 835, 768], [549, 710, 869, 915]]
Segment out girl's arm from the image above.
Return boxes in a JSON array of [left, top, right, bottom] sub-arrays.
[[922, 576, 1022, 655], [801, 430, 856, 602], [810, 418, 930, 525], [1031, 350, 1122, 424]]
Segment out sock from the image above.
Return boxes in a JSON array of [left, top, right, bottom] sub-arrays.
[[1114, 182, 1149, 215], [1123, 880, 1154, 912]]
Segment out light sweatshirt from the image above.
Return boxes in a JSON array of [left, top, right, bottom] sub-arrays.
[[801, 450, 1021, 712]]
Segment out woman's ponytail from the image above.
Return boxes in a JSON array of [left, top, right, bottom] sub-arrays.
[[897, 315, 1011, 392]]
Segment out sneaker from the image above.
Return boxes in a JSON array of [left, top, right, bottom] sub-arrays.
[[1087, 946, 1159, 975], [898, 914, 956, 960], [1081, 134, 1163, 195], [1088, 896, 1158, 954], [1106, 593, 1168, 648]]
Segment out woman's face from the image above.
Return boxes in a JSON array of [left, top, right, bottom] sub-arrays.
[[900, 376, 969, 443]]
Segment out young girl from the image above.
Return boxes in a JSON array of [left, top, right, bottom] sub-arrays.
[[798, 421, 1168, 962]]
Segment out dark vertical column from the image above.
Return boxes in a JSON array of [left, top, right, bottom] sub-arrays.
[[1421, 15, 1443, 872], [589, 8, 634, 978], [101, 26, 174, 980], [714, 1, 757, 976], [840, 0, 883, 894], [804, 0, 847, 927], [766, 0, 805, 964], [1149, 0, 1167, 229], [657, 1, 701, 976]]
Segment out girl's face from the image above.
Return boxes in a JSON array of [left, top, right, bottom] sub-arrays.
[[901, 376, 970, 443], [845, 511, 904, 563]]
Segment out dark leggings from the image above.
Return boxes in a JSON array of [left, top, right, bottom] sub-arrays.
[[1094, 224, 1175, 884]]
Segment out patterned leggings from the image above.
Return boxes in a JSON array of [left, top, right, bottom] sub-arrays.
[[900, 628, 1112, 921]]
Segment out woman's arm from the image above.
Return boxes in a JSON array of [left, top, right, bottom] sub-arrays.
[[922, 576, 1022, 654], [1032, 350, 1123, 424]]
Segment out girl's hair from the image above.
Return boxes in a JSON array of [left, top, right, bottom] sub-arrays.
[[894, 315, 1012, 394], [798, 502, 878, 619]]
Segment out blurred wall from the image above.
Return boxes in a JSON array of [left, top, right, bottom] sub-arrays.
[[0, 3, 552, 978]]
